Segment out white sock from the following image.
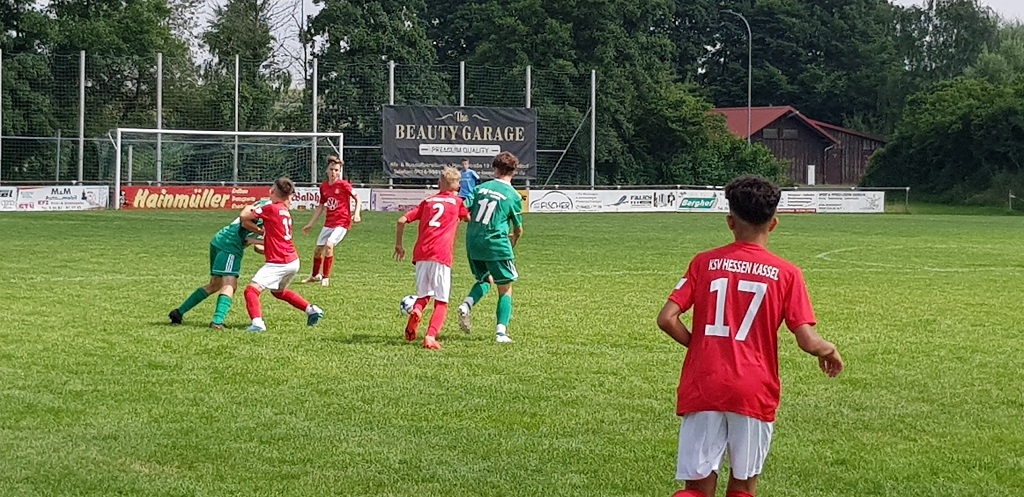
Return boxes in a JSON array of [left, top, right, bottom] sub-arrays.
[[251, 317, 266, 328], [305, 304, 321, 315], [459, 302, 471, 313], [464, 296, 475, 307], [496, 324, 507, 335]]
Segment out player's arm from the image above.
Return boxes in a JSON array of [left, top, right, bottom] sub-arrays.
[[352, 192, 362, 223], [509, 197, 523, 246], [303, 204, 325, 235], [657, 300, 691, 347], [394, 214, 409, 261], [792, 325, 844, 377], [510, 225, 523, 247], [239, 205, 262, 235]]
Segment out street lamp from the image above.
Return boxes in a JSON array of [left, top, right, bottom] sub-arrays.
[[722, 9, 752, 145]]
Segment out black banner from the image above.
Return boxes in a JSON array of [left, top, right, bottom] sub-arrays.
[[382, 105, 538, 179]]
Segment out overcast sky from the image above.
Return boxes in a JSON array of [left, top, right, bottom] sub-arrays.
[[893, 0, 1024, 21]]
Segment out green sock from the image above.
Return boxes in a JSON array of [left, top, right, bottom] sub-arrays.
[[211, 294, 233, 325], [496, 293, 513, 327], [467, 281, 490, 306], [178, 287, 211, 315]]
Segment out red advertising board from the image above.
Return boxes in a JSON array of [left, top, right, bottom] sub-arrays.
[[120, 186, 262, 210]]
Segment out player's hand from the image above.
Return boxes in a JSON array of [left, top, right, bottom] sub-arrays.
[[394, 245, 406, 261], [818, 347, 844, 377], [254, 244, 265, 255], [302, 224, 313, 235], [353, 213, 362, 223]]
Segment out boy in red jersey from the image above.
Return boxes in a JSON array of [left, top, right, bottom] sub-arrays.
[[301, 156, 361, 287], [241, 177, 324, 332], [657, 175, 844, 497], [394, 167, 470, 350]]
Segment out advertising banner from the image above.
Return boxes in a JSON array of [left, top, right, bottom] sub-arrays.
[[528, 189, 884, 214], [809, 191, 885, 213], [0, 186, 17, 211], [371, 189, 437, 212], [120, 186, 260, 210], [15, 186, 109, 211], [291, 187, 371, 212], [383, 105, 538, 179]]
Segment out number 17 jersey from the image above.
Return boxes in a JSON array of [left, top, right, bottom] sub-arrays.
[[466, 179, 522, 261], [668, 241, 816, 422]]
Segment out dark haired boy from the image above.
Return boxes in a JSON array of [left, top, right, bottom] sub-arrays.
[[657, 175, 844, 497]]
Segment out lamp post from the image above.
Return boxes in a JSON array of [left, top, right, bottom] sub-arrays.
[[722, 9, 752, 145]]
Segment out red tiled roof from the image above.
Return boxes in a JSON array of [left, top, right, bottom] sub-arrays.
[[712, 106, 838, 144], [808, 119, 887, 144]]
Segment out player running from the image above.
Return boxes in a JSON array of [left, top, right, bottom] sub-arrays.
[[394, 167, 470, 350], [455, 151, 523, 343], [168, 199, 270, 329], [240, 177, 324, 332], [657, 175, 844, 497], [301, 155, 361, 287]]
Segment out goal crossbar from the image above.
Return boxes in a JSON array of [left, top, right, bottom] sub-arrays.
[[113, 128, 344, 210]]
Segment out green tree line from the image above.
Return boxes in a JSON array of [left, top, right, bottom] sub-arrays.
[[0, 0, 1017, 196]]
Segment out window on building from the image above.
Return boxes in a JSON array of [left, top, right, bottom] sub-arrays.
[[782, 129, 799, 140], [762, 128, 778, 139]]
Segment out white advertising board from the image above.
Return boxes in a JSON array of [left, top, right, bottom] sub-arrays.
[[0, 187, 17, 211], [291, 186, 371, 212], [371, 189, 437, 212], [15, 186, 109, 211], [528, 189, 884, 214]]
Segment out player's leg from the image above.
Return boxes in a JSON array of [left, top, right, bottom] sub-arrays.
[[457, 259, 491, 334], [723, 413, 772, 497], [305, 230, 330, 283], [244, 279, 267, 332], [320, 228, 347, 287], [169, 246, 229, 324], [489, 260, 519, 343], [422, 261, 452, 350], [676, 412, 728, 497], [406, 261, 432, 341], [210, 275, 239, 330], [270, 260, 324, 326]]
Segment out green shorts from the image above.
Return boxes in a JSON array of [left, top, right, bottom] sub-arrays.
[[209, 244, 243, 277], [469, 258, 519, 285]]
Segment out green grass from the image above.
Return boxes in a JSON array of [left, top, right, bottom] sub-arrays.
[[0, 209, 1022, 497]]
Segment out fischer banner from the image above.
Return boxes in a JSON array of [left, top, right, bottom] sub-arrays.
[[382, 105, 538, 179], [15, 186, 109, 211], [291, 186, 371, 212]]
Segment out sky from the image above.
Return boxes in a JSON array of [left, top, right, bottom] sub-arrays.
[[893, 0, 1024, 21]]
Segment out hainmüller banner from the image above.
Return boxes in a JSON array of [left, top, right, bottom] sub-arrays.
[[382, 105, 538, 179]]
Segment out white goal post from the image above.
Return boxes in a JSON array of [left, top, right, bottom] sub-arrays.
[[112, 128, 344, 210]]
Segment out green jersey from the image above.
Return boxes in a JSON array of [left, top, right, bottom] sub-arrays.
[[465, 180, 522, 261], [209, 199, 271, 256]]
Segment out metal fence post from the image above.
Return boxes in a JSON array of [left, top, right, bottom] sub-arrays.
[[233, 55, 239, 184], [388, 60, 395, 105], [0, 49, 4, 185], [311, 57, 319, 184], [156, 52, 163, 183], [590, 69, 596, 188], [78, 50, 85, 183], [525, 65, 531, 108], [459, 61, 465, 107]]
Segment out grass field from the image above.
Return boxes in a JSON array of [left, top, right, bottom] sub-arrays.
[[1, 209, 1022, 497]]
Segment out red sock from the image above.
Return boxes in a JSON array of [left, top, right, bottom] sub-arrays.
[[311, 256, 323, 277], [244, 286, 262, 319], [272, 289, 310, 312], [427, 301, 448, 338], [414, 296, 430, 314], [323, 256, 334, 278], [726, 491, 754, 497], [672, 491, 706, 497]]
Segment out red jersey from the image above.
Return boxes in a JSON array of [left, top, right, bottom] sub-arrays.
[[252, 201, 299, 264], [404, 191, 469, 267], [320, 180, 355, 229], [668, 242, 816, 422]]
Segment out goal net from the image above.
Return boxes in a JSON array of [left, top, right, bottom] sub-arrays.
[[109, 128, 344, 194]]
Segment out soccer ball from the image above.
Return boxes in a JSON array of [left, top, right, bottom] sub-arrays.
[[399, 295, 418, 316]]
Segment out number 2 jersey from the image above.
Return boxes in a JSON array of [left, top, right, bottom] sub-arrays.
[[210, 199, 272, 257], [465, 179, 522, 261], [668, 241, 817, 422], [252, 201, 298, 264], [403, 190, 469, 267]]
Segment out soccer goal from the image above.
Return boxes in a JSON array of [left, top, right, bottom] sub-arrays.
[[110, 128, 344, 207]]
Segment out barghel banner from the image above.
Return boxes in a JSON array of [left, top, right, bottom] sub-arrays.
[[382, 105, 537, 179]]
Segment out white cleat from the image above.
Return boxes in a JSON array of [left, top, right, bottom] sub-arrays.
[[303, 275, 322, 284], [495, 333, 513, 343], [320, 277, 330, 287], [457, 304, 472, 334]]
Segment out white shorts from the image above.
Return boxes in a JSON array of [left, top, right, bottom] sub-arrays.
[[251, 260, 301, 291], [676, 411, 774, 481], [316, 227, 348, 247], [414, 260, 452, 303]]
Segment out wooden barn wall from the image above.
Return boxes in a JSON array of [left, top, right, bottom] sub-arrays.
[[751, 116, 828, 184]]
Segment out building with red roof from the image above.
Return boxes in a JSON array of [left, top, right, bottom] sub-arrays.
[[713, 106, 886, 185]]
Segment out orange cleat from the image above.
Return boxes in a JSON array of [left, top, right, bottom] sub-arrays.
[[404, 309, 422, 341], [423, 336, 442, 350]]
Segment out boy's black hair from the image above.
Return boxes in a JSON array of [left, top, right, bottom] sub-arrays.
[[724, 175, 781, 226]]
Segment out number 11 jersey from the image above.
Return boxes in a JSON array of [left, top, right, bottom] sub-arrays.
[[668, 241, 817, 422], [465, 179, 523, 262], [252, 201, 298, 264]]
